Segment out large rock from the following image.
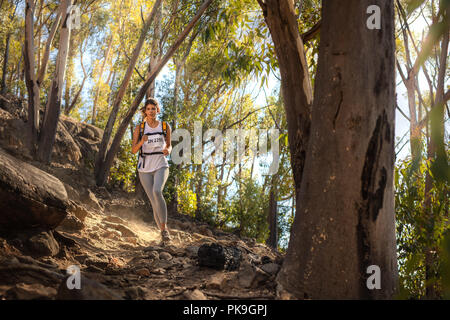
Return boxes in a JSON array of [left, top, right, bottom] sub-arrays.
[[197, 243, 242, 271], [0, 147, 69, 234]]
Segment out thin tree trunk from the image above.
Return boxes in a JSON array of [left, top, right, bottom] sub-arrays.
[[91, 35, 113, 125], [274, 0, 397, 299], [95, 0, 213, 187], [424, 20, 449, 300], [24, 0, 40, 147], [37, 9, 61, 86], [1, 33, 11, 94], [37, 0, 72, 163], [266, 173, 278, 249], [65, 39, 87, 115], [146, 0, 162, 99]]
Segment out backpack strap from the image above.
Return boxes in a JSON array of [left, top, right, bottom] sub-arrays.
[[162, 121, 167, 136], [138, 121, 145, 168]]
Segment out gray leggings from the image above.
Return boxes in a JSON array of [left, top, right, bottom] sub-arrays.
[[138, 167, 169, 230]]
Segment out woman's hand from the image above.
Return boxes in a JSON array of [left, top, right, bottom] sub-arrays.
[[141, 135, 149, 144], [162, 147, 170, 156]]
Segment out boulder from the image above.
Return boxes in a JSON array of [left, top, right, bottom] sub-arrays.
[[197, 243, 242, 271], [0, 147, 69, 234]]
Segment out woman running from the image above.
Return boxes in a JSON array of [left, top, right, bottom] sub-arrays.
[[132, 98, 172, 243]]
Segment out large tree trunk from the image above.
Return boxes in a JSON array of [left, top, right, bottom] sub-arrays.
[[94, 0, 162, 181], [275, 0, 398, 299], [23, 0, 40, 147], [95, 0, 214, 187], [37, 0, 72, 163]]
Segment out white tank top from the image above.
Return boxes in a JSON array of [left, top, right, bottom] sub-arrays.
[[137, 121, 169, 173]]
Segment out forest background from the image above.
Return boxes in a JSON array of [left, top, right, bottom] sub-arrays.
[[0, 0, 448, 299]]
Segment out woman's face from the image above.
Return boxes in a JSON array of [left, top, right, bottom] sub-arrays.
[[145, 104, 158, 118]]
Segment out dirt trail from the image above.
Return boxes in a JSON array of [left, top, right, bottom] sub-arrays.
[[0, 188, 282, 300]]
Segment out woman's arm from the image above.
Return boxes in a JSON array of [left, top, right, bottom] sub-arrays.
[[132, 125, 147, 154], [163, 124, 172, 155]]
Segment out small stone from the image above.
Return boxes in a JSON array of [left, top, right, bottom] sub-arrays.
[[102, 215, 128, 225], [159, 252, 172, 260], [183, 289, 207, 300], [86, 189, 103, 212], [146, 251, 159, 260], [206, 273, 226, 290], [68, 202, 90, 221], [136, 268, 150, 277], [238, 264, 256, 288], [155, 260, 173, 269], [27, 231, 60, 257], [85, 256, 109, 269], [59, 213, 84, 232], [186, 246, 199, 258], [260, 263, 280, 275], [151, 268, 165, 275]]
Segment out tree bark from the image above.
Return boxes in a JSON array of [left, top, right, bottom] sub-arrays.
[[95, 0, 214, 187], [275, 0, 398, 299], [1, 33, 11, 95], [24, 0, 40, 147], [37, 0, 72, 163], [266, 173, 278, 249]]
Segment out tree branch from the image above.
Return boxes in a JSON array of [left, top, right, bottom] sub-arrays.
[[301, 20, 321, 43]]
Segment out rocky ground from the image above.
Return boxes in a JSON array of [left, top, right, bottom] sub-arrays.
[[0, 94, 284, 300]]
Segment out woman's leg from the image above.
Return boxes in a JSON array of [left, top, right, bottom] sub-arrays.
[[138, 171, 162, 229], [152, 167, 169, 231]]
